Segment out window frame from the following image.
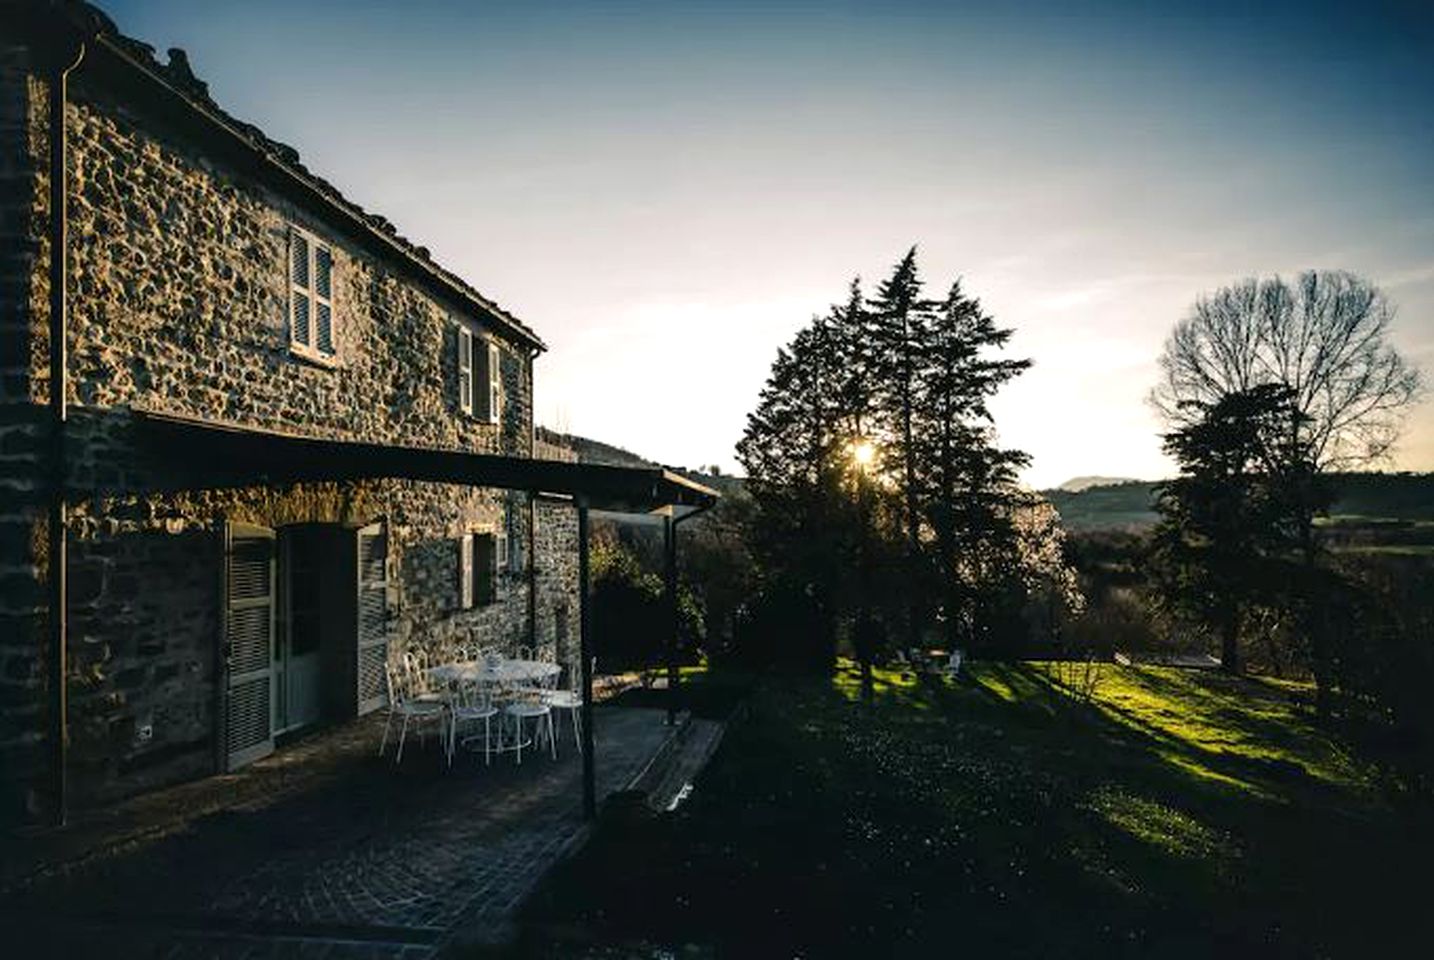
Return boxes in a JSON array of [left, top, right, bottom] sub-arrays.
[[458, 530, 500, 608], [289, 224, 337, 362], [456, 324, 475, 416]]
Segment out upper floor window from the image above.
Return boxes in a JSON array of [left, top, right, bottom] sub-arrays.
[[455, 323, 503, 424], [290, 226, 335, 359]]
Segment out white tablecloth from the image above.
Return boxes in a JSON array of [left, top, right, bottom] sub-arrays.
[[428, 658, 560, 686]]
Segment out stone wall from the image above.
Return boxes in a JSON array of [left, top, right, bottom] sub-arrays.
[[0, 40, 47, 824], [534, 499, 580, 673], [0, 46, 577, 821]]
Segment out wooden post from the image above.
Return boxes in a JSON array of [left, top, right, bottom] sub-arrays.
[[664, 512, 678, 726], [578, 499, 596, 820]]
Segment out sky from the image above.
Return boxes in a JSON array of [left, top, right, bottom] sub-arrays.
[[103, 0, 1434, 487]]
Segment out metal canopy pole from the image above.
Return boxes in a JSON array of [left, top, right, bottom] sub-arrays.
[[578, 499, 596, 820], [46, 33, 85, 829], [664, 512, 678, 726]]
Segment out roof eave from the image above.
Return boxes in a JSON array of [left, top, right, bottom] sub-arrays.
[[70, 25, 546, 354]]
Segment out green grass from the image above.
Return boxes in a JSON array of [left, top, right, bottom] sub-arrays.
[[520, 662, 1430, 958]]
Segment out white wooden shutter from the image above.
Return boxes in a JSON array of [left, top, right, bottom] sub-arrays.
[[488, 341, 502, 424], [457, 326, 474, 415], [356, 522, 389, 715], [314, 244, 334, 354], [459, 533, 474, 608], [223, 522, 276, 770], [290, 230, 311, 348]]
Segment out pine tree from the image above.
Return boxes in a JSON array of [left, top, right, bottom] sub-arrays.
[[738, 250, 1033, 663], [737, 312, 856, 654], [866, 248, 934, 645], [912, 281, 1031, 648]]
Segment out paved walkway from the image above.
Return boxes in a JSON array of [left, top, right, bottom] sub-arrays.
[[1, 707, 679, 958]]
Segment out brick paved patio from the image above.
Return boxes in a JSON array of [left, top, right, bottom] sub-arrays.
[[0, 706, 684, 958]]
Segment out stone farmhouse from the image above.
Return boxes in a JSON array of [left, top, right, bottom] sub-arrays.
[[1, 1, 714, 827]]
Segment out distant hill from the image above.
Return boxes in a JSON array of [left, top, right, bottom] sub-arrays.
[[536, 428, 653, 469], [1056, 475, 1142, 493], [534, 427, 744, 497], [1046, 472, 1434, 533], [1044, 481, 1161, 531]]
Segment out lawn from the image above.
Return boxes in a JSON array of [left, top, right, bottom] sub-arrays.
[[518, 661, 1429, 958]]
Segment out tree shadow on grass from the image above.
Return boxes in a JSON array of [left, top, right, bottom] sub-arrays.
[[520, 663, 1427, 959]]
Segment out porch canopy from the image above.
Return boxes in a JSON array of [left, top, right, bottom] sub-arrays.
[[129, 409, 719, 818], [129, 409, 717, 513]]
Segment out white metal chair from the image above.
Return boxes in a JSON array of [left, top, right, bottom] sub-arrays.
[[401, 648, 444, 704], [542, 661, 583, 755], [945, 648, 964, 679], [447, 675, 500, 767], [502, 678, 555, 765], [379, 658, 448, 764]]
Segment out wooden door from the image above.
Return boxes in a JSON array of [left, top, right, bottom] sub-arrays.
[[355, 522, 389, 715], [223, 522, 276, 770]]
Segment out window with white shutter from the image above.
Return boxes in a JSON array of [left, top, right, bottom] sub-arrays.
[[458, 533, 474, 609], [456, 325, 474, 416], [488, 341, 503, 424], [496, 531, 509, 571], [289, 225, 336, 359], [475, 339, 502, 424]]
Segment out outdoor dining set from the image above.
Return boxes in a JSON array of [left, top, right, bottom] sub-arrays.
[[378, 644, 584, 768]]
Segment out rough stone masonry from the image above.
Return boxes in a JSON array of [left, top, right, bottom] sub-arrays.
[[0, 5, 580, 825]]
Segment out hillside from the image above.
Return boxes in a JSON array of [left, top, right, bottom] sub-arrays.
[[534, 427, 744, 497], [1044, 481, 1161, 531], [1056, 475, 1141, 492], [1046, 472, 1434, 533]]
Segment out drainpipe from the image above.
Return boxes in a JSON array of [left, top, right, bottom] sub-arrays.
[[525, 348, 537, 649], [577, 498, 595, 820], [44, 31, 86, 828]]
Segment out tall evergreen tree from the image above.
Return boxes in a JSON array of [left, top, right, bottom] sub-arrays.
[[866, 249, 934, 644], [738, 248, 1034, 665], [1150, 384, 1321, 674], [737, 311, 861, 655], [912, 281, 1031, 647]]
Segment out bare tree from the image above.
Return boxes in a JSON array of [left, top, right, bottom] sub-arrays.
[[1151, 270, 1423, 470]]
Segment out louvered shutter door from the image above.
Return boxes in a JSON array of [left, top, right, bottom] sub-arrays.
[[224, 523, 276, 770], [356, 522, 390, 715], [475, 337, 493, 422]]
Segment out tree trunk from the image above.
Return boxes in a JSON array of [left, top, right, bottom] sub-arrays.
[[901, 347, 919, 654], [1220, 608, 1241, 675]]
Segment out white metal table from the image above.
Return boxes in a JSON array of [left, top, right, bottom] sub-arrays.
[[428, 658, 562, 756], [429, 658, 561, 687]]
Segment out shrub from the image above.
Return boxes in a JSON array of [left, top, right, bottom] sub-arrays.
[[591, 536, 704, 672]]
